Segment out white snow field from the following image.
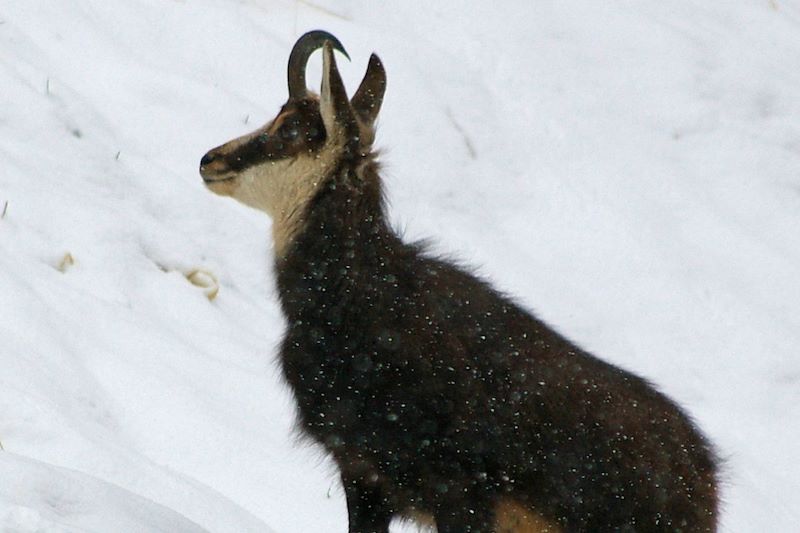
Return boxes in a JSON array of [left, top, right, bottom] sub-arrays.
[[1, 0, 799, 531]]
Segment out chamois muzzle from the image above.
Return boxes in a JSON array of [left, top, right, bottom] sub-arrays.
[[199, 147, 232, 182], [200, 152, 216, 166]]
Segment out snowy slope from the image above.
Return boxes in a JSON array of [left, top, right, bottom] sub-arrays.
[[0, 452, 211, 533], [1, 1, 799, 531]]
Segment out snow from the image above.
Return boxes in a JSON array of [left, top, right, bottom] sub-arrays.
[[1, 0, 799, 531], [0, 452, 210, 533]]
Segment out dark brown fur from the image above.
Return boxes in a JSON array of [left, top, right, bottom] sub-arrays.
[[275, 152, 717, 532], [202, 34, 719, 533]]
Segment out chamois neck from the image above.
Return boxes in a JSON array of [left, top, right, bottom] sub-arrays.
[[274, 155, 406, 324], [276, 155, 399, 279]]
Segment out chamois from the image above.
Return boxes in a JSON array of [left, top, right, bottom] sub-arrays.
[[200, 31, 718, 533]]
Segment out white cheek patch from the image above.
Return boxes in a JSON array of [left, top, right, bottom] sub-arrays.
[[223, 139, 343, 257]]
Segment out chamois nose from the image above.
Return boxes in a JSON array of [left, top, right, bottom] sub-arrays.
[[200, 149, 231, 181], [200, 151, 217, 166]]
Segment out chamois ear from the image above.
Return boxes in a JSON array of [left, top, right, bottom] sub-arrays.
[[351, 54, 386, 127], [320, 41, 357, 142]]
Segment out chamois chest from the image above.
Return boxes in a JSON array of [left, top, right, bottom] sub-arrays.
[[276, 213, 550, 474], [276, 231, 432, 441]]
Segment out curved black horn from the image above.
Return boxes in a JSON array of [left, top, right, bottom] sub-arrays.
[[287, 30, 350, 99]]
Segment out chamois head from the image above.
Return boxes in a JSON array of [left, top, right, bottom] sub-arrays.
[[200, 31, 386, 254]]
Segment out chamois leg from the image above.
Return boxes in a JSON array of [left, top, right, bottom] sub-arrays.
[[341, 473, 392, 533]]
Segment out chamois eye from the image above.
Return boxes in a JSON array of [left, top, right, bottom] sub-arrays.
[[307, 126, 320, 140], [257, 133, 269, 144], [280, 125, 299, 141]]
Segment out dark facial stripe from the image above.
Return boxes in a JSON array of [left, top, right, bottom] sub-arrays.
[[224, 100, 327, 173]]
